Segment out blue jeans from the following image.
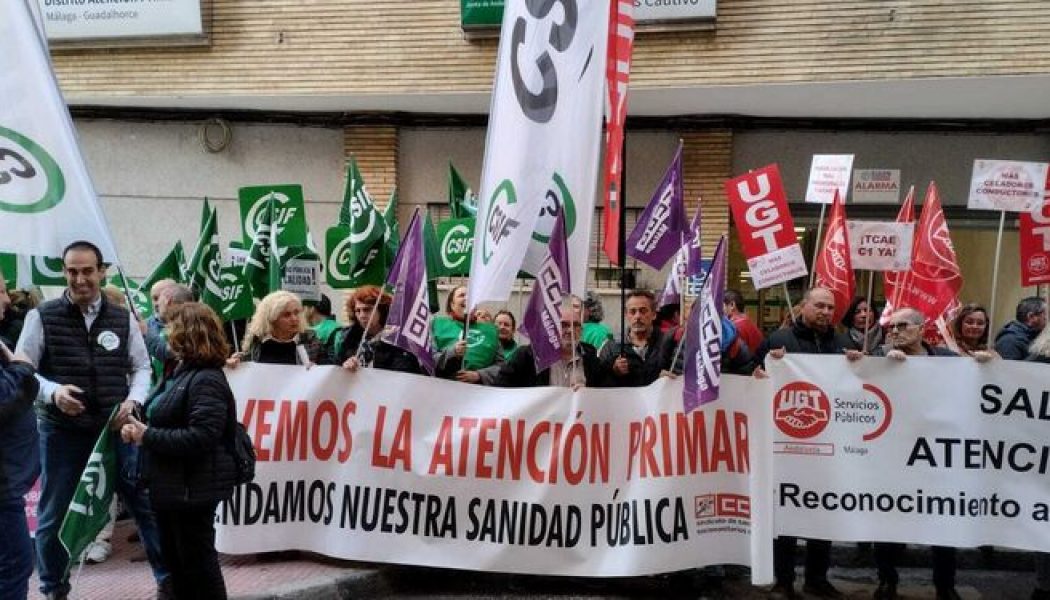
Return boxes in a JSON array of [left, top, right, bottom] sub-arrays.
[[35, 419, 169, 596], [0, 496, 33, 599]]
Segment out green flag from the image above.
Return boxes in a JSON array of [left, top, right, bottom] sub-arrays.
[[108, 272, 152, 318], [203, 265, 255, 321], [142, 241, 186, 292], [31, 255, 67, 287], [244, 195, 282, 299], [448, 162, 478, 219], [382, 189, 400, 263], [200, 197, 212, 234], [423, 210, 442, 312], [187, 207, 222, 298], [59, 407, 119, 574], [0, 254, 17, 289], [324, 226, 385, 289], [434, 217, 475, 277], [338, 157, 385, 250]]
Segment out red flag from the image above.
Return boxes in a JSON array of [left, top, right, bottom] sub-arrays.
[[600, 0, 635, 265], [897, 182, 963, 320], [880, 185, 916, 325], [813, 190, 854, 323]]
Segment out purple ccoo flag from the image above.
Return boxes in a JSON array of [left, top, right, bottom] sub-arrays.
[[686, 204, 702, 276], [683, 235, 727, 413], [659, 204, 703, 308], [520, 210, 571, 374], [659, 248, 687, 308], [626, 142, 687, 269], [382, 209, 435, 374]]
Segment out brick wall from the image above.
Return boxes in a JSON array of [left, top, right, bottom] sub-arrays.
[[344, 125, 399, 207]]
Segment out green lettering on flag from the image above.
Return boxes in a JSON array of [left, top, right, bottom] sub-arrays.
[[59, 406, 119, 575], [449, 162, 479, 219]]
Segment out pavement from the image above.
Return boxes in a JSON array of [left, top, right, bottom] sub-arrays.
[[26, 521, 1045, 599]]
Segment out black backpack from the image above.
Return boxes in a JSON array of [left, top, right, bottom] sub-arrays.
[[223, 380, 256, 485]]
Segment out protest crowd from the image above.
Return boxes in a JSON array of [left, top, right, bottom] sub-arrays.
[[5, 0, 1050, 599]]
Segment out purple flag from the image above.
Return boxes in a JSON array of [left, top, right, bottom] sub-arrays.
[[686, 204, 702, 276], [659, 204, 703, 308], [683, 235, 727, 413], [519, 211, 571, 374], [626, 142, 687, 269], [382, 209, 435, 374]]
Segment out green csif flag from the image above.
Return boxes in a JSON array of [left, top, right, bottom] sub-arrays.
[[203, 265, 255, 321], [448, 162, 478, 219], [324, 157, 388, 288], [244, 195, 285, 299], [142, 241, 186, 291], [187, 206, 223, 299], [382, 189, 400, 263], [59, 406, 119, 574], [109, 272, 152, 318]]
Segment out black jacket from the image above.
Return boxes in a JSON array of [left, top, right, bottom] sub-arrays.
[[141, 366, 237, 509], [757, 320, 853, 361], [0, 360, 39, 501], [598, 328, 670, 387], [328, 324, 424, 375], [994, 321, 1041, 361], [492, 343, 604, 388]]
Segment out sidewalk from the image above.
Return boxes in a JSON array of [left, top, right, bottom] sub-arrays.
[[28, 520, 387, 600]]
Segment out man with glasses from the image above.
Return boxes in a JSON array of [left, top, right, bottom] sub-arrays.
[[15, 241, 170, 600], [758, 287, 860, 600], [869, 307, 990, 600], [491, 304, 603, 388]]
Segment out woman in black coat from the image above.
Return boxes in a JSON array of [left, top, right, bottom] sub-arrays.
[[122, 302, 237, 599]]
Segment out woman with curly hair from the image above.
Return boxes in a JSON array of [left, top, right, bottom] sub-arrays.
[[328, 285, 425, 374], [948, 303, 993, 356], [228, 290, 328, 367], [120, 302, 237, 599]]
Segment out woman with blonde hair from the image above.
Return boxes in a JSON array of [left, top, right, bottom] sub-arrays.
[[120, 302, 237, 599], [229, 290, 327, 366]]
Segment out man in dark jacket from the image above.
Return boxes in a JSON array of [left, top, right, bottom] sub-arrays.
[[491, 306, 604, 388], [15, 241, 169, 600], [0, 270, 41, 600], [759, 287, 858, 600], [869, 307, 979, 600], [993, 296, 1046, 360], [598, 290, 668, 387]]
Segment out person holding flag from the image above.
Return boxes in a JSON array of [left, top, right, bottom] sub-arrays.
[[14, 240, 170, 600], [433, 285, 502, 380], [598, 289, 669, 387], [491, 304, 603, 388], [330, 286, 426, 375]]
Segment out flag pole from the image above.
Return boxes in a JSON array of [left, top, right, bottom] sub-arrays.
[[618, 135, 629, 353], [863, 271, 875, 353], [230, 320, 241, 355], [809, 204, 827, 287], [113, 265, 140, 320], [989, 210, 1006, 329], [782, 282, 798, 327]]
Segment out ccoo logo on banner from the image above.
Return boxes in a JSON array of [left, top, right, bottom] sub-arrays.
[[468, 0, 609, 308]]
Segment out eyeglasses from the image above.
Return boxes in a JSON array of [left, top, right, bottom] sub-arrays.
[[560, 321, 583, 329], [888, 322, 918, 332]]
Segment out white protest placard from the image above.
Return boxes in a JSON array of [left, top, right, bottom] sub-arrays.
[[852, 169, 901, 204], [769, 355, 1050, 552], [846, 221, 914, 271], [805, 154, 855, 205], [967, 159, 1049, 212], [281, 256, 320, 302], [217, 366, 774, 580]]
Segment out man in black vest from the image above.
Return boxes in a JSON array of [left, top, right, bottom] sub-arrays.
[[16, 241, 169, 600]]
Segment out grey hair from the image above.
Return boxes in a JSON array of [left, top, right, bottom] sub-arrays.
[[1029, 323, 1050, 358]]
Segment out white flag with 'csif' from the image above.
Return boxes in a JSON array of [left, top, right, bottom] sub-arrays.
[[468, 0, 610, 308], [0, 0, 119, 262]]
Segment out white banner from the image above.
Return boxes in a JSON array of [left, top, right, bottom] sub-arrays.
[[216, 366, 774, 580], [967, 159, 1050, 213], [770, 354, 1050, 551], [852, 169, 901, 204], [0, 0, 119, 262], [846, 221, 914, 271], [470, 0, 609, 307], [805, 154, 854, 205]]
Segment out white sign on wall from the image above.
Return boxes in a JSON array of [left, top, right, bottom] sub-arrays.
[[36, 0, 203, 41], [634, 0, 716, 21], [852, 169, 901, 204]]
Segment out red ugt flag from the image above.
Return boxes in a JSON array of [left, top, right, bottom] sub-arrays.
[[600, 0, 635, 265], [899, 182, 963, 320], [813, 190, 854, 324]]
